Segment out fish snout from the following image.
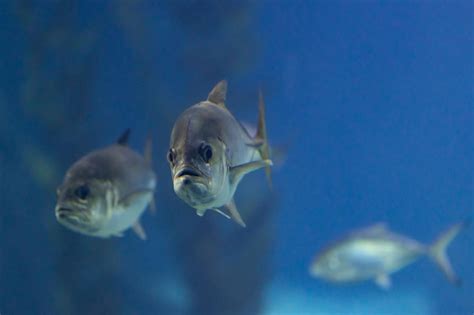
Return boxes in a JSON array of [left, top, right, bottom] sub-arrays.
[[55, 206, 74, 219], [309, 265, 319, 277], [172, 167, 211, 204], [174, 166, 205, 186], [55, 204, 89, 222], [176, 167, 201, 178]]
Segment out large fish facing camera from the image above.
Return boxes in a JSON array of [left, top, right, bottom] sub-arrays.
[[168, 81, 272, 227]]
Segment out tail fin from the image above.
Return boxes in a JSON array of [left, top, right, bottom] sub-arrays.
[[144, 135, 156, 214], [429, 220, 469, 286], [255, 90, 272, 188]]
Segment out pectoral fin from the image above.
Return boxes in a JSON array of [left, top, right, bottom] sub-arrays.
[[374, 274, 392, 290], [246, 139, 264, 148], [224, 199, 246, 228], [132, 221, 147, 240], [230, 160, 273, 186], [118, 190, 153, 240], [120, 189, 156, 214]]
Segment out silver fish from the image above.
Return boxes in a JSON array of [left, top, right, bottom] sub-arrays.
[[309, 222, 468, 289], [55, 129, 156, 240], [167, 80, 272, 227]]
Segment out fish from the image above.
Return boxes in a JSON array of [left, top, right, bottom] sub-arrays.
[[167, 80, 272, 227], [309, 221, 468, 289], [55, 129, 156, 240]]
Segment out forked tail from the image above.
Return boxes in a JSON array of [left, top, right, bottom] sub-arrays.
[[429, 220, 470, 286]]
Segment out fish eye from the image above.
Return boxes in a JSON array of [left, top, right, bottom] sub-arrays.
[[167, 148, 176, 165], [199, 144, 213, 163], [74, 185, 90, 200]]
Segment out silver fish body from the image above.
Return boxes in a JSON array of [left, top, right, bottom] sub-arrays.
[[55, 130, 156, 239], [310, 222, 467, 289], [168, 81, 272, 227], [171, 103, 256, 207]]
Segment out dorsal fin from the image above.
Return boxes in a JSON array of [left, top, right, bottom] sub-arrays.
[[117, 128, 131, 146], [207, 80, 227, 107], [365, 223, 388, 234]]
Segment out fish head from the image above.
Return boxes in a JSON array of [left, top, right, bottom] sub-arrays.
[[310, 250, 349, 280], [55, 168, 114, 235], [168, 113, 229, 210], [310, 242, 378, 283]]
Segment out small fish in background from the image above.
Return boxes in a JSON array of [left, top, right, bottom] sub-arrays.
[[167, 80, 272, 227], [55, 129, 156, 240], [309, 221, 469, 289]]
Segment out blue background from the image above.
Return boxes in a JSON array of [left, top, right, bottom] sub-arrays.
[[0, 1, 472, 314]]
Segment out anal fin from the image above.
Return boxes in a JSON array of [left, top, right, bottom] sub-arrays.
[[375, 274, 392, 290], [224, 199, 246, 228], [132, 221, 147, 240]]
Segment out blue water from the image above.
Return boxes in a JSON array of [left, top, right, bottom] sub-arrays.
[[0, 1, 472, 314]]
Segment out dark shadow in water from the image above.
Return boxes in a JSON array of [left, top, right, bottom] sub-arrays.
[[0, 1, 276, 315]]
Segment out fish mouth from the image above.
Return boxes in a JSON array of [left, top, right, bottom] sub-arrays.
[[56, 207, 74, 218], [176, 167, 202, 178], [55, 206, 90, 224]]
